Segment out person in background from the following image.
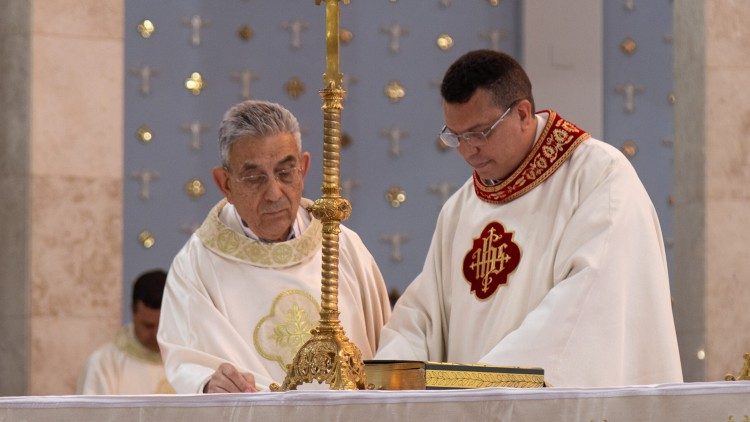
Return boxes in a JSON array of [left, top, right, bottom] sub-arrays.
[[78, 269, 173, 394]]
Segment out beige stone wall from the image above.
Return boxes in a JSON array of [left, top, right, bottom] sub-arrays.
[[702, 1, 750, 381], [674, 0, 750, 382], [27, 0, 124, 395], [0, 0, 124, 395]]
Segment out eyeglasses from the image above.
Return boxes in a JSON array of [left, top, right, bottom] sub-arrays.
[[230, 166, 303, 193], [439, 101, 518, 148]]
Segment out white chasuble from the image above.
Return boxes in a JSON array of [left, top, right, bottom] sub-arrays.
[[376, 111, 682, 387], [78, 324, 173, 395], [159, 199, 391, 393]]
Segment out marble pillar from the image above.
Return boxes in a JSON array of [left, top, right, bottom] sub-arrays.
[[0, 0, 31, 397], [0, 0, 124, 395], [673, 0, 750, 381]]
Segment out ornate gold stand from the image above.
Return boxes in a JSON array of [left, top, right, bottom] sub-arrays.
[[270, 0, 366, 391]]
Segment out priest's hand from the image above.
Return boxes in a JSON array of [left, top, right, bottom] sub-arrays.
[[203, 363, 258, 393]]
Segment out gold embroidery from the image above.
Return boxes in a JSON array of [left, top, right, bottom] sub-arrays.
[[196, 199, 322, 268], [254, 290, 321, 372], [271, 243, 294, 264], [425, 369, 544, 389], [473, 110, 590, 204], [271, 303, 316, 351], [463, 221, 521, 299], [469, 226, 512, 294], [217, 230, 241, 252]]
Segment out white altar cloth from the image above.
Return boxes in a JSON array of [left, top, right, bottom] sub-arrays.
[[1, 381, 749, 421]]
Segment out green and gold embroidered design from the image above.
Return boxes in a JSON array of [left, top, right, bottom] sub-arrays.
[[196, 199, 322, 268], [254, 290, 321, 372], [114, 324, 162, 365], [270, 303, 315, 350]]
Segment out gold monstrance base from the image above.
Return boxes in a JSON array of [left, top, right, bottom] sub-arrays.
[[270, 0, 365, 391]]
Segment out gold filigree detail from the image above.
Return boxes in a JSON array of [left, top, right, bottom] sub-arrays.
[[309, 197, 351, 222], [426, 369, 544, 389], [254, 290, 321, 372]]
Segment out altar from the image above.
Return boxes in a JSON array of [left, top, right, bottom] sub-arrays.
[[2, 382, 749, 421]]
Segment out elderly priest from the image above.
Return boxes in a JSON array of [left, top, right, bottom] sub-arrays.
[[158, 100, 391, 393]]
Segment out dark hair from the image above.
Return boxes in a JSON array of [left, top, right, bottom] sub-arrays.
[[440, 49, 535, 112], [132, 269, 167, 311]]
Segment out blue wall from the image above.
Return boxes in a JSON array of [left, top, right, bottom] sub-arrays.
[[603, 1, 675, 275], [124, 1, 673, 318], [124, 0, 520, 317]]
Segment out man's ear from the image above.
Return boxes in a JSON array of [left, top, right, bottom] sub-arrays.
[[516, 99, 533, 120], [300, 151, 311, 178], [516, 99, 535, 131], [212, 166, 233, 201]]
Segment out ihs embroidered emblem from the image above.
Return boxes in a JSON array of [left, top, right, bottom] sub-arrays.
[[462, 222, 521, 299]]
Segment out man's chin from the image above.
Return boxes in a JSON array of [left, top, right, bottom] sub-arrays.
[[258, 219, 293, 241]]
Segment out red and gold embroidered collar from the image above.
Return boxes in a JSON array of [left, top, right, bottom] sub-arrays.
[[473, 110, 590, 204]]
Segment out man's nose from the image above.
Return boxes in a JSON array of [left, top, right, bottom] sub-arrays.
[[458, 140, 479, 156], [263, 177, 284, 200]]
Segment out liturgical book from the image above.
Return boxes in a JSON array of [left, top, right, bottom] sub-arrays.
[[364, 360, 545, 390]]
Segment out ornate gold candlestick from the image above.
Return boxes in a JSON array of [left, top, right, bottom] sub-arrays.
[[271, 0, 366, 391]]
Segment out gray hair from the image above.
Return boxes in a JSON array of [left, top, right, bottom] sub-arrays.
[[218, 100, 302, 168]]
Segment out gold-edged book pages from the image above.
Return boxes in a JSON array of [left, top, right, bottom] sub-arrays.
[[364, 360, 545, 390]]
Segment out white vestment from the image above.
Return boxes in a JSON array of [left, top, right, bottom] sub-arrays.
[[376, 111, 683, 387], [159, 199, 391, 393], [78, 324, 173, 395]]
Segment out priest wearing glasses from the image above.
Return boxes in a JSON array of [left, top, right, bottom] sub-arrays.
[[375, 49, 683, 387], [158, 100, 390, 393]]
